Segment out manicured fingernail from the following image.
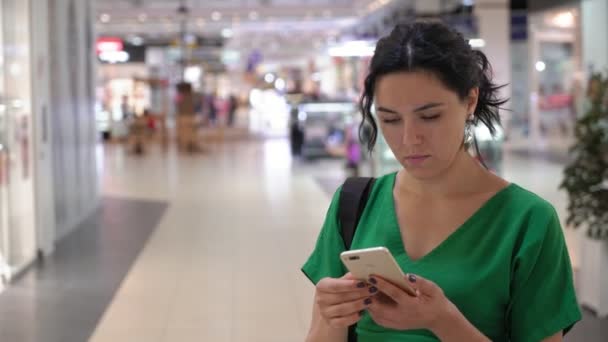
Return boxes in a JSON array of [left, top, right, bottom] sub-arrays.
[[408, 274, 417, 283], [357, 282, 366, 288], [369, 286, 378, 294], [364, 298, 372, 305], [368, 277, 377, 284]]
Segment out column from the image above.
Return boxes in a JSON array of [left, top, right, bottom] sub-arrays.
[[474, 0, 512, 139]]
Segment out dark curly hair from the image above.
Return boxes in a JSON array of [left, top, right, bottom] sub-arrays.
[[359, 21, 508, 153]]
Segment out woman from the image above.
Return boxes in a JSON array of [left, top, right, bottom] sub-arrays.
[[301, 22, 581, 342]]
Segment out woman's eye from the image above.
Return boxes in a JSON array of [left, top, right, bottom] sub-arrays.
[[421, 114, 441, 121], [381, 118, 401, 124]]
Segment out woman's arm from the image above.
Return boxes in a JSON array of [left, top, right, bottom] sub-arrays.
[[305, 299, 348, 342], [429, 302, 490, 342], [432, 303, 564, 342], [542, 332, 563, 342]]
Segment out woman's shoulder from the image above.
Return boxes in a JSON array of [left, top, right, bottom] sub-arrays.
[[498, 184, 564, 245], [502, 183, 557, 214], [372, 172, 398, 189]]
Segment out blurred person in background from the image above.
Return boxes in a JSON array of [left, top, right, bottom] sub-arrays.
[[302, 21, 580, 342], [344, 119, 362, 177], [228, 94, 239, 127], [205, 91, 218, 126]]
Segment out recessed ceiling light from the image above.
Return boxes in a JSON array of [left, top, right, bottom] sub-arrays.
[[249, 11, 259, 20], [130, 36, 144, 46], [222, 28, 234, 38], [138, 13, 147, 22], [100, 13, 111, 23], [212, 11, 222, 21], [535, 61, 546, 72]]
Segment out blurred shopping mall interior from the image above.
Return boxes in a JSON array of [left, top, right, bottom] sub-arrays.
[[0, 0, 606, 341]]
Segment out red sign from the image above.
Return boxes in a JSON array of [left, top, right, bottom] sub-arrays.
[[96, 37, 123, 55]]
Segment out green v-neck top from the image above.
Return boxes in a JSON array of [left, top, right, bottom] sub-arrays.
[[302, 172, 581, 341]]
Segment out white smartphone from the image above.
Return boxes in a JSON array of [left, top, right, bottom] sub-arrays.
[[340, 247, 417, 296]]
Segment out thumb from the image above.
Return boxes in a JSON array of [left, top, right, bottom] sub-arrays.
[[341, 272, 356, 280], [406, 273, 440, 296]]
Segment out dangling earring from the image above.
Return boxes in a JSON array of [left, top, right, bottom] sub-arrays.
[[464, 116, 474, 146]]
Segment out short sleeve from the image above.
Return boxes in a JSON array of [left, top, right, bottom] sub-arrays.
[[301, 188, 347, 285], [507, 204, 582, 341]]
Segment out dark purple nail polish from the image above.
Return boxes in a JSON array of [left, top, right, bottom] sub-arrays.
[[408, 274, 417, 283], [369, 286, 378, 294], [364, 298, 372, 305], [368, 277, 377, 284], [357, 282, 366, 288]]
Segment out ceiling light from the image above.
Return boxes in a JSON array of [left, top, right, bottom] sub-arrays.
[[249, 11, 259, 20], [535, 61, 546, 72], [468, 38, 485, 48], [99, 51, 130, 64], [275, 78, 286, 91], [264, 73, 275, 83], [130, 36, 144, 46], [138, 13, 147, 22], [328, 41, 376, 57], [222, 28, 234, 38], [212, 11, 222, 21], [100, 13, 111, 23], [552, 11, 575, 28]]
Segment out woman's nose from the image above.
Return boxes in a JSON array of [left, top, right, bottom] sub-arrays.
[[402, 120, 423, 146]]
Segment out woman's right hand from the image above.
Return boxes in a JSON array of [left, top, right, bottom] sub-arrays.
[[315, 273, 376, 328]]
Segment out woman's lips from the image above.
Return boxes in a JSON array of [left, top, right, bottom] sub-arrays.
[[404, 155, 430, 165]]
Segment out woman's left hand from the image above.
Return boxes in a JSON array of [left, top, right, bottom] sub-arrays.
[[366, 273, 455, 332]]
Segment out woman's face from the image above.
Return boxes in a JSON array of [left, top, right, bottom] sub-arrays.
[[375, 71, 478, 180]]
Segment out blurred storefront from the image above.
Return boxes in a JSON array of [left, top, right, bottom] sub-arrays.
[[0, 0, 37, 284], [526, 3, 582, 144], [0, 0, 98, 286]]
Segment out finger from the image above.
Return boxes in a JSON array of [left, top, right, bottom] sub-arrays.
[[327, 311, 364, 328], [368, 275, 407, 304], [324, 296, 372, 319], [317, 277, 367, 294], [317, 288, 371, 306], [406, 273, 439, 296]]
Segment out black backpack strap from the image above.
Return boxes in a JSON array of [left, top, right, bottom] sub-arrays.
[[339, 177, 376, 250], [338, 177, 375, 342], [347, 325, 358, 342]]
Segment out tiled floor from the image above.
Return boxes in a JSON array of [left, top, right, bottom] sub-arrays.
[[94, 140, 327, 342], [0, 138, 605, 341], [0, 197, 167, 342]]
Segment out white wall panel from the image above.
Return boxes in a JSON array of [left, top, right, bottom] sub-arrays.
[[48, 0, 99, 241]]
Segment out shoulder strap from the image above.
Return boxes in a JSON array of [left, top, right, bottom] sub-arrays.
[[338, 177, 376, 250], [338, 177, 375, 342]]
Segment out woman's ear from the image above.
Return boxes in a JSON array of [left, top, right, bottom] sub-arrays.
[[467, 87, 479, 117]]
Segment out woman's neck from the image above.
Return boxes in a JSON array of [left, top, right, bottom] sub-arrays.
[[398, 150, 490, 199]]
